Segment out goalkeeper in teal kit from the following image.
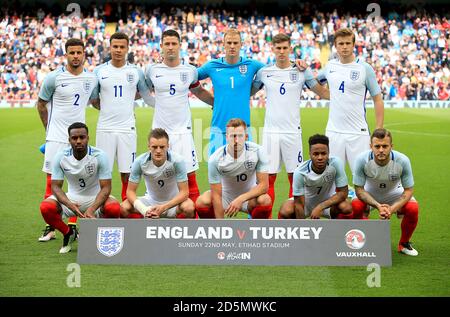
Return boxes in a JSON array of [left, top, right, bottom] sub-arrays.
[[197, 28, 264, 156]]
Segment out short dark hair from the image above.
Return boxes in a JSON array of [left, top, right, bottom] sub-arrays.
[[68, 122, 88, 135], [272, 33, 290, 45], [371, 128, 392, 143], [149, 128, 169, 141], [110, 32, 129, 45], [162, 29, 181, 43], [65, 38, 84, 52], [309, 134, 329, 148]]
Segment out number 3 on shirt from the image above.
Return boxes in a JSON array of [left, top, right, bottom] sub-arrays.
[[339, 81, 345, 93]]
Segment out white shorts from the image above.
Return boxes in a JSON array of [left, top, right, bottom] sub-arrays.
[[42, 141, 69, 173], [289, 197, 331, 218], [48, 194, 103, 218], [168, 133, 199, 173], [222, 192, 250, 213], [326, 131, 370, 173], [138, 196, 178, 218], [262, 132, 303, 173], [96, 131, 136, 173]]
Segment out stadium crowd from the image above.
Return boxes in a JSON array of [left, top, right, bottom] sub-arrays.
[[1, 4, 449, 102]]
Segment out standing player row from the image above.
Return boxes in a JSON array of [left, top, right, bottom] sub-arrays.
[[37, 27, 385, 237]]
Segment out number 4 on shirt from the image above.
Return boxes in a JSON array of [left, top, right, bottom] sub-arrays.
[[339, 81, 345, 93]]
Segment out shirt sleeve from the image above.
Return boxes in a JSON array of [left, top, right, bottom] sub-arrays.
[[191, 67, 199, 84], [197, 62, 210, 81], [252, 68, 264, 90], [90, 67, 100, 99], [51, 151, 65, 181], [364, 62, 382, 97], [208, 155, 221, 184], [293, 169, 305, 196], [88, 76, 99, 100], [304, 68, 318, 89], [174, 158, 188, 183], [256, 146, 269, 173], [316, 64, 328, 85], [137, 68, 154, 106], [129, 156, 143, 184], [252, 59, 266, 72], [144, 64, 154, 89], [333, 157, 348, 188], [399, 154, 414, 188], [352, 154, 367, 187], [38, 71, 57, 101], [97, 152, 112, 180]]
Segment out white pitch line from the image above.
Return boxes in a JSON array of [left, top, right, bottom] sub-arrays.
[[388, 129, 450, 138], [385, 121, 445, 128]]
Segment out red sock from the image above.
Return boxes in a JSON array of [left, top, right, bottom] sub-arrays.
[[103, 201, 121, 218], [268, 174, 276, 206], [127, 213, 143, 219], [399, 201, 419, 244], [351, 199, 367, 219], [121, 178, 128, 202], [196, 206, 215, 218], [251, 205, 272, 219], [187, 173, 200, 204], [44, 174, 52, 199], [287, 173, 293, 198], [176, 213, 186, 219], [40, 201, 69, 235]]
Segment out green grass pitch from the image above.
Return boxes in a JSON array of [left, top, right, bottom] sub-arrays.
[[0, 107, 449, 296]]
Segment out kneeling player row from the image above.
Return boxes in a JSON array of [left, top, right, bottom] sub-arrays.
[[39, 120, 419, 255]]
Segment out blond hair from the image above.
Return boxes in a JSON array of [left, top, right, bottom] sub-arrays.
[[224, 28, 242, 42], [334, 28, 355, 44], [226, 118, 247, 129]]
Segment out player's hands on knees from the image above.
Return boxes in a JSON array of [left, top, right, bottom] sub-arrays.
[[295, 59, 308, 71], [70, 203, 85, 218], [146, 205, 165, 219], [378, 204, 391, 220], [310, 207, 323, 219], [225, 198, 243, 217], [85, 207, 96, 219]]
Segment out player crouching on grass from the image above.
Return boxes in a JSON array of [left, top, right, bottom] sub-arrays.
[[39, 122, 121, 254], [278, 134, 353, 219], [120, 128, 195, 219], [352, 128, 419, 256], [196, 118, 272, 219]]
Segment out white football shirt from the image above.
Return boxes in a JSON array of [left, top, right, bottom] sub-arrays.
[[93, 61, 150, 133], [208, 141, 269, 197], [254, 65, 317, 133], [51, 146, 111, 199], [293, 156, 348, 214], [353, 150, 414, 205], [38, 67, 97, 142], [317, 58, 381, 135], [129, 151, 188, 204], [145, 62, 198, 134]]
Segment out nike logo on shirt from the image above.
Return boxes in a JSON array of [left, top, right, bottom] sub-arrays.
[[101, 76, 109, 79], [156, 75, 163, 78], [216, 68, 225, 72], [61, 83, 69, 87]]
